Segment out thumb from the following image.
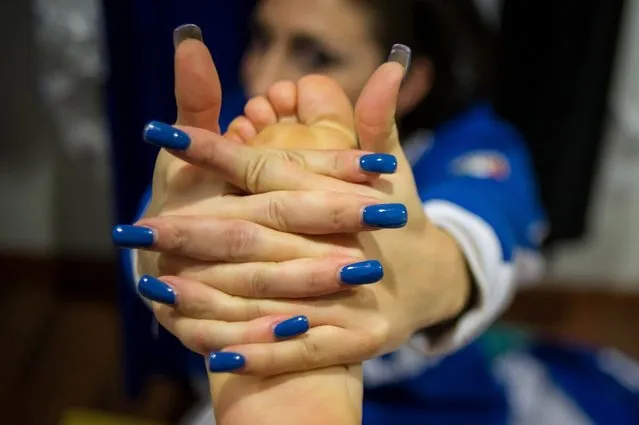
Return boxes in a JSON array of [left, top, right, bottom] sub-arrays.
[[354, 44, 411, 154], [174, 24, 222, 133]]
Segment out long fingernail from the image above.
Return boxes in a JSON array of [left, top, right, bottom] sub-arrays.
[[274, 316, 309, 339], [340, 260, 384, 285], [112, 225, 154, 248], [143, 121, 191, 150], [208, 352, 246, 373], [363, 203, 408, 229], [173, 24, 203, 49], [138, 275, 177, 306], [388, 44, 412, 79], [360, 153, 397, 174]]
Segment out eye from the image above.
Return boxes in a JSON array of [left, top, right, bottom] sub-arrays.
[[290, 35, 342, 72], [248, 20, 271, 51]]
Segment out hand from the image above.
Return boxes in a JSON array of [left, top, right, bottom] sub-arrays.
[[114, 46, 469, 376], [131, 26, 366, 425], [130, 122, 467, 375], [115, 35, 405, 350]]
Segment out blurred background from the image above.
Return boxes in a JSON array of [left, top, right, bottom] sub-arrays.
[[1, 0, 638, 424]]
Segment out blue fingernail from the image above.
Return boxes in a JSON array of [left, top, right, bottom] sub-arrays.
[[208, 352, 246, 373], [112, 225, 154, 248], [340, 260, 384, 285], [138, 275, 177, 306], [143, 121, 191, 150], [360, 154, 397, 174], [273, 315, 309, 339], [363, 203, 408, 229]]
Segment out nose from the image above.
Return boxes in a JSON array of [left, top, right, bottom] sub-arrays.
[[245, 48, 292, 97]]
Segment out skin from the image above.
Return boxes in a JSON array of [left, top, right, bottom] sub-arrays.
[[134, 0, 471, 423], [140, 37, 368, 425], [242, 0, 432, 118], [242, 0, 381, 101]]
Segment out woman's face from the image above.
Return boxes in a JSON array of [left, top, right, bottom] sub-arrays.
[[242, 0, 383, 102]]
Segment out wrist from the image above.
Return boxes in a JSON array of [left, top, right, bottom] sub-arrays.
[[408, 224, 472, 332], [209, 365, 363, 425]]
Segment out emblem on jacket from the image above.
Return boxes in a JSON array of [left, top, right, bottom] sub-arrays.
[[452, 151, 510, 180]]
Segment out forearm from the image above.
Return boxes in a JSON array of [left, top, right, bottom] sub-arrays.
[[396, 223, 471, 333], [209, 365, 363, 425], [422, 225, 472, 325]]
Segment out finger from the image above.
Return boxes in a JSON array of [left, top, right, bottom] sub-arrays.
[[244, 96, 278, 131], [206, 191, 406, 234], [207, 326, 380, 375], [117, 217, 358, 261], [269, 149, 397, 183], [140, 274, 316, 322], [354, 44, 410, 155], [142, 122, 395, 193], [153, 256, 383, 301], [139, 270, 384, 322], [155, 307, 310, 354], [225, 116, 257, 143], [173, 24, 222, 133]]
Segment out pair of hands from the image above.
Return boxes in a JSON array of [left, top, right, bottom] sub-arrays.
[[114, 35, 470, 376]]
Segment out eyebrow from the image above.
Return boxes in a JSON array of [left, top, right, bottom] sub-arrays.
[[251, 14, 346, 63]]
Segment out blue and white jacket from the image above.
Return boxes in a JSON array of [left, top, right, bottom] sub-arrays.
[[128, 100, 602, 424]]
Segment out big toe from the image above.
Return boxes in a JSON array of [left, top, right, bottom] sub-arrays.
[[297, 75, 357, 148]]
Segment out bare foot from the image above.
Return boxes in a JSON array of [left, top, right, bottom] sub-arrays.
[[225, 77, 357, 150]]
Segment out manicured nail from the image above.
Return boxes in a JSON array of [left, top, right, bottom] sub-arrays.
[[388, 44, 412, 78], [143, 121, 191, 150], [208, 352, 246, 373], [340, 260, 384, 285], [274, 316, 309, 339], [360, 154, 397, 174], [363, 203, 408, 229], [173, 24, 203, 49], [138, 275, 177, 306], [112, 225, 154, 248]]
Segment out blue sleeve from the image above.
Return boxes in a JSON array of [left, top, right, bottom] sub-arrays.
[[415, 107, 547, 263], [421, 177, 521, 262]]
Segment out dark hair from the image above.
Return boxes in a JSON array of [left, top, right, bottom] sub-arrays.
[[353, 0, 497, 134]]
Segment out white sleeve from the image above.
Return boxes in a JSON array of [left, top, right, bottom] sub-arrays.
[[409, 200, 543, 355]]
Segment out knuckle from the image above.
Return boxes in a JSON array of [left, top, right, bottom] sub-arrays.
[[298, 337, 323, 368], [327, 198, 351, 232], [331, 152, 342, 176], [358, 317, 390, 357], [188, 322, 213, 353], [281, 150, 309, 169], [223, 221, 256, 261], [240, 293, 265, 320], [304, 265, 329, 296], [244, 153, 270, 193], [248, 267, 269, 298], [164, 220, 187, 253], [266, 195, 289, 230]]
